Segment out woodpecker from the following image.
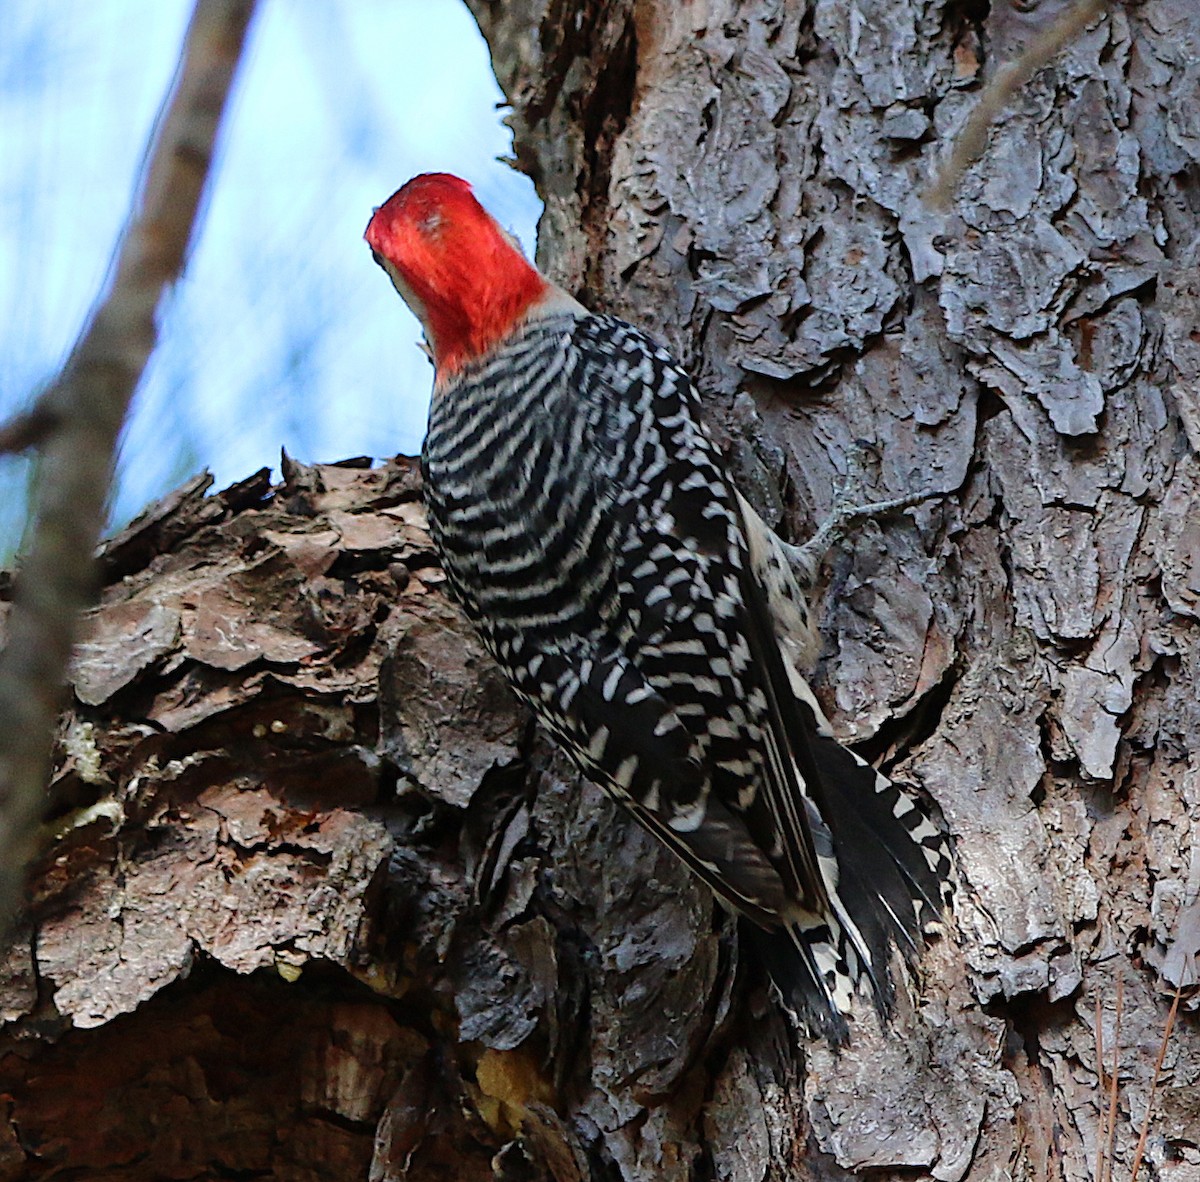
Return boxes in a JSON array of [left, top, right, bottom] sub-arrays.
[[366, 173, 951, 1041]]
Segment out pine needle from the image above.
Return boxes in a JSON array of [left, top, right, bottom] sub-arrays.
[[1101, 973, 1124, 1182], [1129, 981, 1184, 1182], [1094, 990, 1107, 1182]]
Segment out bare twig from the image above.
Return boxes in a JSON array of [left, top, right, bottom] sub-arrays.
[[1130, 982, 1184, 1182], [0, 0, 257, 933], [925, 0, 1112, 209]]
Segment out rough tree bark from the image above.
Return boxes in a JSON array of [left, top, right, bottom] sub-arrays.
[[1, 1, 1198, 1179]]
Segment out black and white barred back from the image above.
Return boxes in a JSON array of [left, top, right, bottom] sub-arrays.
[[421, 309, 952, 1041]]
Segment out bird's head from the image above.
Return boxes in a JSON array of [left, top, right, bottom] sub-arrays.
[[366, 173, 549, 381]]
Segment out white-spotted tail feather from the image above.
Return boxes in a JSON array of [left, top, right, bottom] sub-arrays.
[[736, 493, 954, 1037]]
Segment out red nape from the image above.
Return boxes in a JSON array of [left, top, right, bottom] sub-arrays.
[[366, 173, 548, 379]]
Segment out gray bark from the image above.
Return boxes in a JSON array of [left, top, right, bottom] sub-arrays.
[[1, 1, 1199, 1180], [470, 0, 1200, 1175]]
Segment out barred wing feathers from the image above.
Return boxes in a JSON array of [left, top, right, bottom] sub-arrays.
[[422, 309, 949, 1040]]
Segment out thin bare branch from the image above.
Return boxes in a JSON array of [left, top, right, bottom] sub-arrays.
[[0, 0, 257, 934], [925, 0, 1111, 209]]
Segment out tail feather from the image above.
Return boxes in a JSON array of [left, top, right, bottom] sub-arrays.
[[743, 915, 854, 1044], [759, 712, 954, 1039], [733, 490, 955, 1039], [805, 722, 948, 930]]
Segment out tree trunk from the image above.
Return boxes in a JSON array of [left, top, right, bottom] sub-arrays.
[[3, 1, 1199, 1179]]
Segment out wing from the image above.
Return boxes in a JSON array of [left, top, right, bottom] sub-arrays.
[[557, 316, 839, 921], [502, 633, 793, 923], [557, 316, 950, 1026]]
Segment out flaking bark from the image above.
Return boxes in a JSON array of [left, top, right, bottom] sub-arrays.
[[2, 1, 1200, 1179], [463, 0, 1200, 1176]]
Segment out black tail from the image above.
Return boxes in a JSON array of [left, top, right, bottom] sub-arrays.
[[750, 715, 953, 1042]]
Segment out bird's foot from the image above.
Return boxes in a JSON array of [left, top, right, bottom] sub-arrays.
[[779, 447, 945, 591]]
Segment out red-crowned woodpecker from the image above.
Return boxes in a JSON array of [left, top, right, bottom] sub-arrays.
[[366, 173, 951, 1041]]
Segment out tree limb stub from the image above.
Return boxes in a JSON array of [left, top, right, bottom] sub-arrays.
[[0, 406, 60, 457]]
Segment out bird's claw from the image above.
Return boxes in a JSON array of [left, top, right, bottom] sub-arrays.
[[780, 451, 946, 591]]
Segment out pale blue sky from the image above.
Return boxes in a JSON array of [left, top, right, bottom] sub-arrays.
[[0, 0, 540, 547]]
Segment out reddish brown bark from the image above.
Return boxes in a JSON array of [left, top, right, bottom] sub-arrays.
[[3, 1, 1200, 1179]]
